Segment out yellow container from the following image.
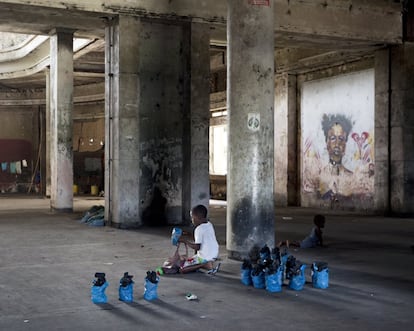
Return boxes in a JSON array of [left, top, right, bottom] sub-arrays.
[[91, 185, 99, 196], [73, 184, 79, 195]]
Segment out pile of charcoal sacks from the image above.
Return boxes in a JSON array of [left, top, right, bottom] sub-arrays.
[[240, 245, 328, 292]]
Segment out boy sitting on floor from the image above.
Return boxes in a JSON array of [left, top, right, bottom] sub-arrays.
[[179, 204, 220, 273]]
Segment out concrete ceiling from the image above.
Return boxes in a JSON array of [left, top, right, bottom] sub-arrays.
[[0, 0, 404, 92], [0, 35, 105, 90], [0, 2, 110, 38]]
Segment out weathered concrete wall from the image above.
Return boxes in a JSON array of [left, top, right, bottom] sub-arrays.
[[389, 43, 414, 215], [299, 63, 375, 211], [0, 107, 38, 140], [0, 80, 104, 197], [0, 107, 40, 192], [73, 117, 104, 152], [0, 101, 104, 195]]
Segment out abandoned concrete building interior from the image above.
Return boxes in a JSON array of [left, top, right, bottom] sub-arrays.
[[0, 0, 413, 257], [1, 1, 414, 330]]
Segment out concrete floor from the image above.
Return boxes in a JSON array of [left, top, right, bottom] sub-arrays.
[[0, 197, 413, 331]]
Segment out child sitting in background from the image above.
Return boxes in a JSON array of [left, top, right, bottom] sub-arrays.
[[278, 214, 326, 248]]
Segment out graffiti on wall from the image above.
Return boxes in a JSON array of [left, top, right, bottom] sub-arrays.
[[141, 138, 182, 206], [301, 70, 375, 209]]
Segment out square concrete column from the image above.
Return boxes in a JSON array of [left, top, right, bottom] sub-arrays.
[[274, 73, 297, 207], [105, 16, 203, 227], [105, 16, 141, 227], [389, 44, 414, 215], [374, 49, 390, 213], [45, 68, 51, 197], [182, 22, 211, 220], [227, 0, 275, 259], [49, 29, 74, 212]]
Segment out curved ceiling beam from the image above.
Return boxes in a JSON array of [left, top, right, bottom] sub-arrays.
[[0, 35, 48, 62], [0, 36, 97, 79]]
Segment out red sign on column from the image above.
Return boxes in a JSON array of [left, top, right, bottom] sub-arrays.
[[248, 0, 270, 6]]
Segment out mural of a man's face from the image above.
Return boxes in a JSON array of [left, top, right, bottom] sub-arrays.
[[326, 123, 347, 165]]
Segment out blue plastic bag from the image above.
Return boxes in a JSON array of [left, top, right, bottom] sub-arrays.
[[265, 266, 283, 293], [312, 262, 329, 289], [251, 270, 266, 289], [144, 274, 159, 301], [289, 264, 306, 291], [241, 266, 252, 286], [88, 218, 105, 226], [119, 272, 134, 302], [119, 283, 134, 302], [91, 282, 109, 304], [171, 227, 182, 246]]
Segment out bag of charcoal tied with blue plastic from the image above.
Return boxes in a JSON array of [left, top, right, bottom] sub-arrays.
[[286, 257, 307, 291], [119, 272, 134, 302], [144, 271, 159, 301], [265, 263, 283, 293], [240, 259, 253, 286], [91, 272, 108, 304], [251, 244, 276, 289], [251, 265, 266, 289], [311, 262, 329, 289]]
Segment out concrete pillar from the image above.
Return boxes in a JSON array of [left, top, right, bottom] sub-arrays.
[[226, 0, 275, 259], [389, 44, 414, 215], [274, 73, 297, 207], [105, 16, 209, 227], [182, 22, 211, 219], [45, 67, 51, 197], [49, 29, 74, 212], [374, 49, 390, 213], [105, 16, 141, 228]]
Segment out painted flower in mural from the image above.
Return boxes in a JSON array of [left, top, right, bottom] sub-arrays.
[[351, 132, 372, 162]]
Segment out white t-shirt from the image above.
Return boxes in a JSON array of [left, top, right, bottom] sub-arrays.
[[194, 221, 219, 261]]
